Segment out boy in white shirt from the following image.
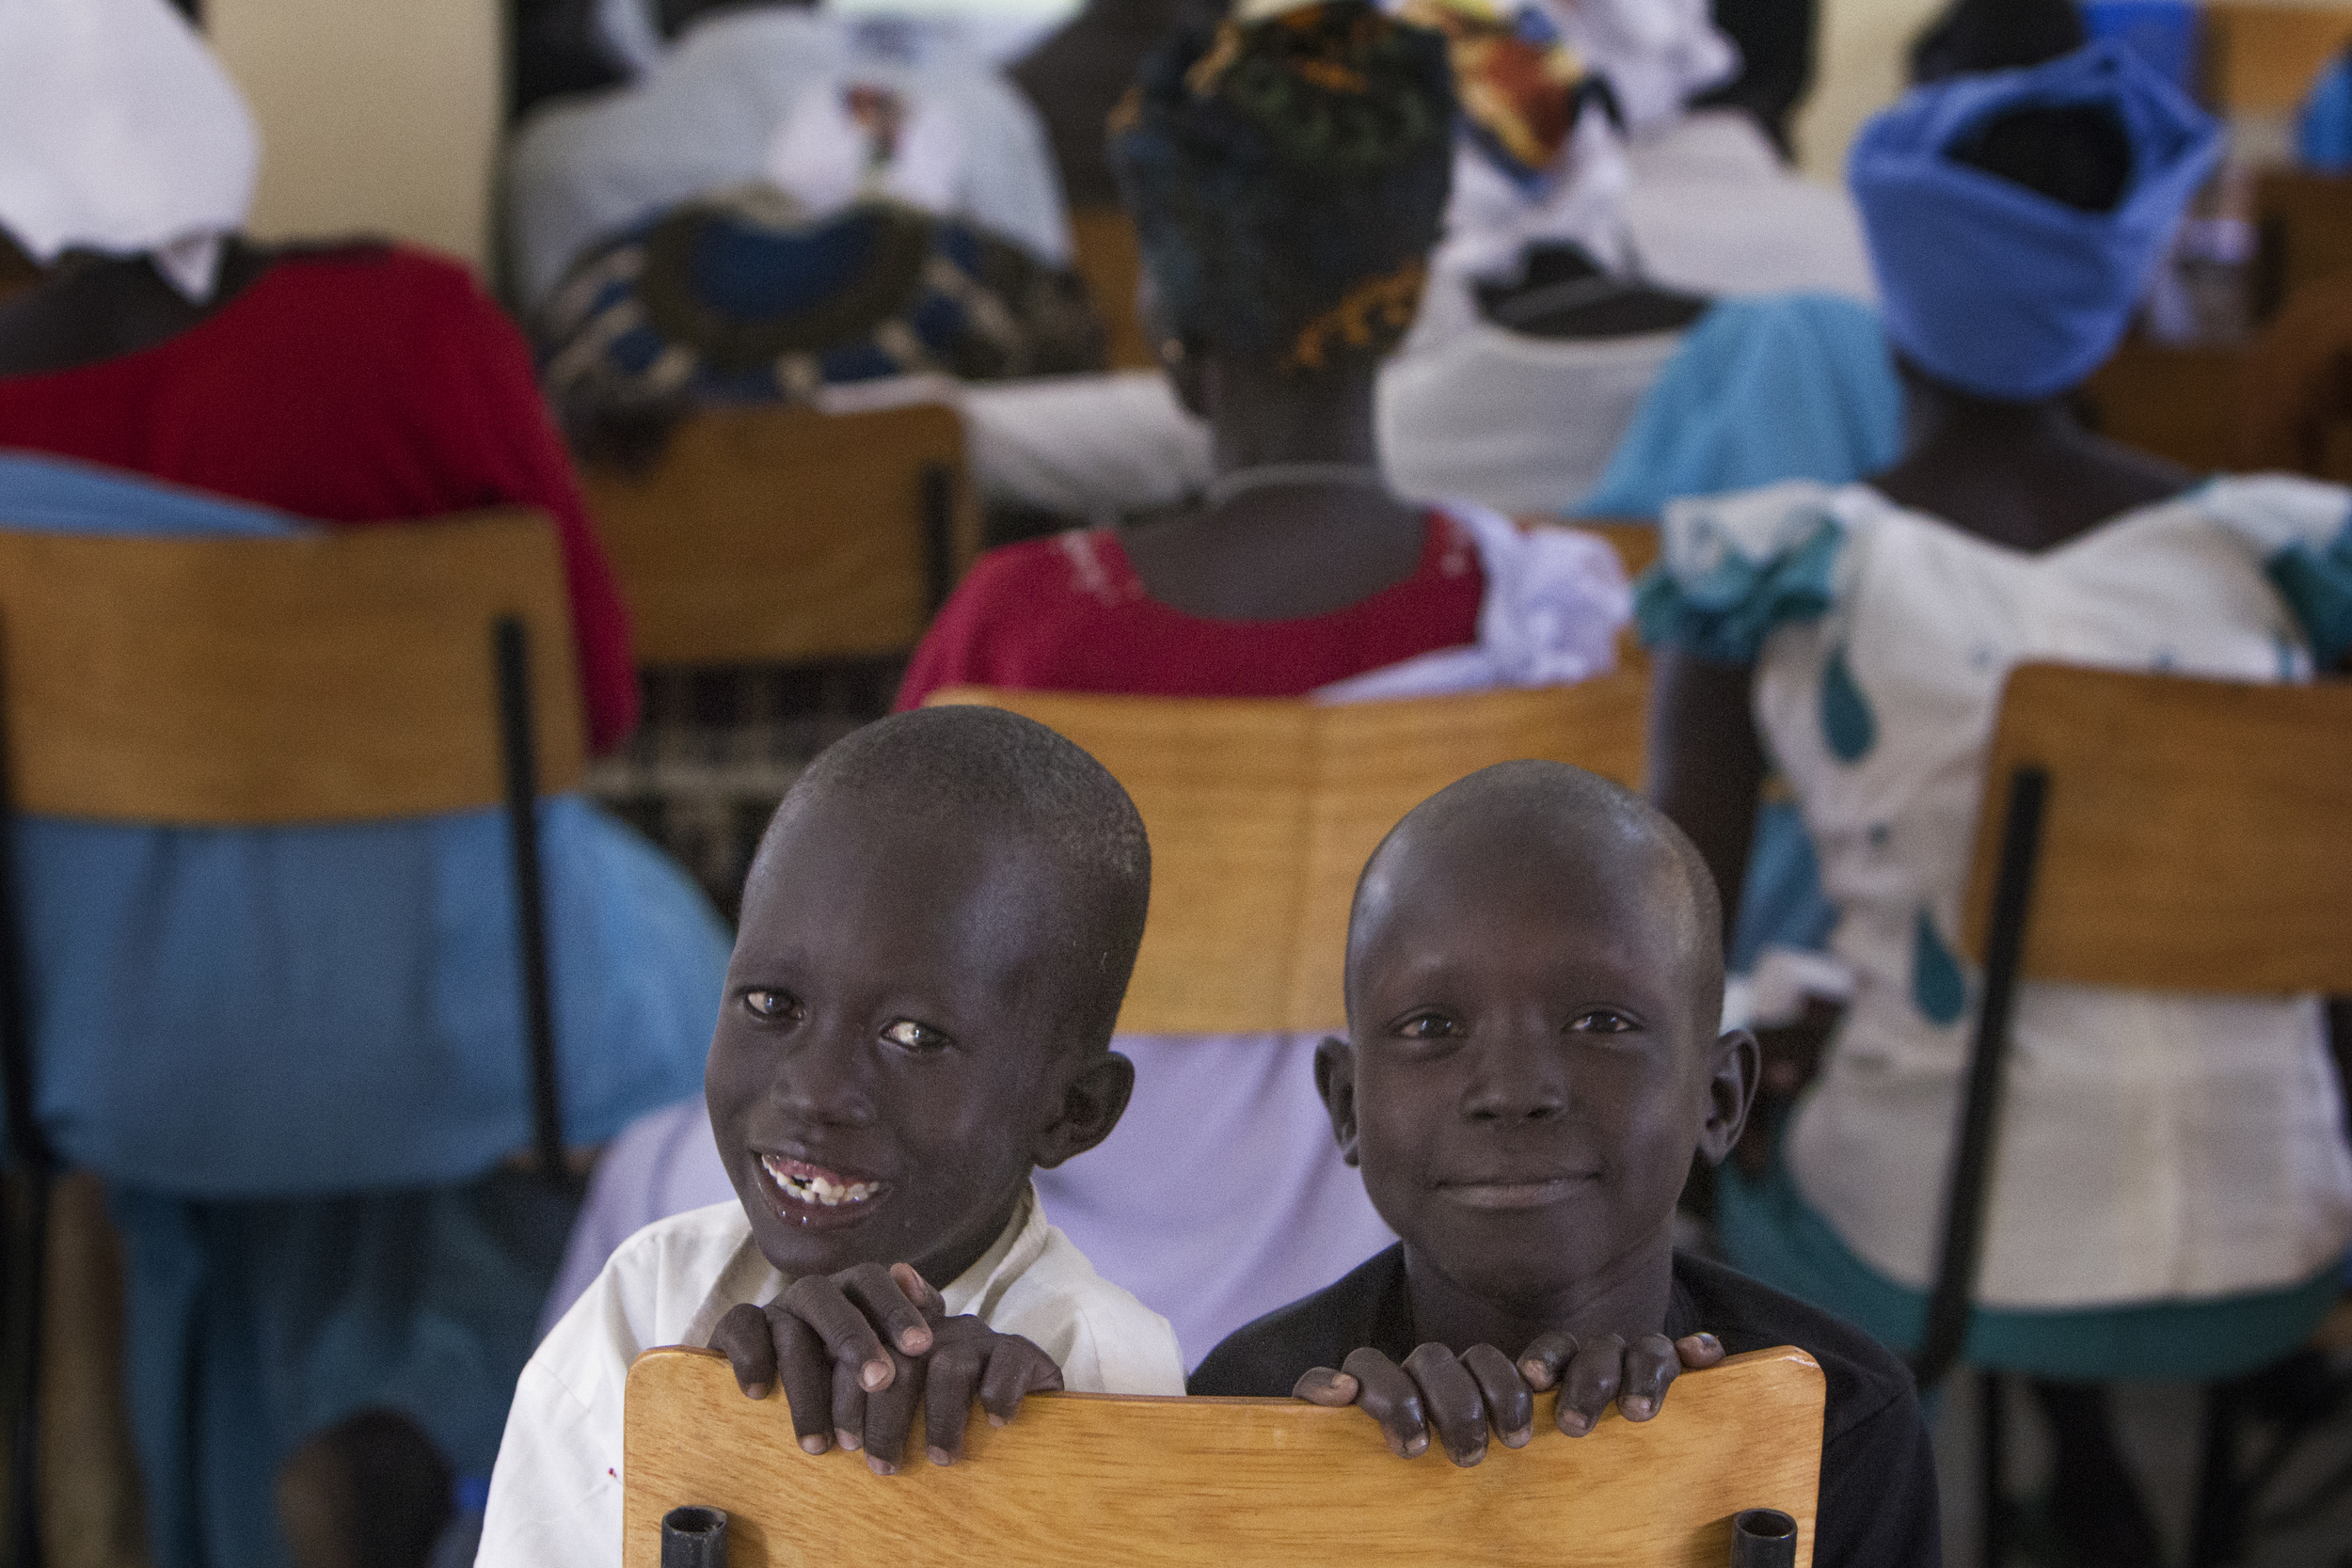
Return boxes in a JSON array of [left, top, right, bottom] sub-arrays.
[[477, 705, 1185, 1564]]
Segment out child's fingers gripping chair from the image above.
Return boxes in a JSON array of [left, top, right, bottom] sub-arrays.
[[0, 513, 586, 1562], [623, 1341, 1828, 1567], [1914, 662, 2352, 1568]]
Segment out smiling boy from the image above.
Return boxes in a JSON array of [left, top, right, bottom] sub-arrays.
[[477, 707, 1185, 1565], [1188, 762, 1940, 1565]]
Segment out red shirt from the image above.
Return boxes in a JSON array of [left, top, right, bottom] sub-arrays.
[[0, 246, 639, 752], [897, 513, 1485, 708]]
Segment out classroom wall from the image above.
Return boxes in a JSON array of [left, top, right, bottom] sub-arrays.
[[206, 0, 504, 273]]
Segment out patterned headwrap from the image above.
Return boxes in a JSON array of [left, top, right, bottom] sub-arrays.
[[1108, 0, 1456, 373]]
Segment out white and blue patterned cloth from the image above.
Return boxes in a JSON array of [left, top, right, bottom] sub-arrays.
[[1640, 473, 2352, 1311]]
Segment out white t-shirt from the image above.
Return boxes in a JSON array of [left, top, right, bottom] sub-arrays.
[[478, 1186, 1184, 1565]]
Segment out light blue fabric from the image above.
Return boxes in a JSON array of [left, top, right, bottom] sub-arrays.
[[2299, 54, 2352, 173], [1572, 294, 1902, 520], [0, 451, 730, 1568], [1719, 1134, 2345, 1383], [0, 451, 729, 1195], [2265, 518, 2352, 668], [1850, 40, 2221, 402]]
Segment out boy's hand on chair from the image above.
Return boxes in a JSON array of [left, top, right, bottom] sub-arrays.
[[708, 1259, 1060, 1475], [1293, 1331, 1724, 1464]]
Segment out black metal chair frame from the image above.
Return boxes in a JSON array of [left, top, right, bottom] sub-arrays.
[[0, 611, 569, 1568]]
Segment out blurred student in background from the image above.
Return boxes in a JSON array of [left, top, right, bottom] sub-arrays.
[[1644, 43, 2352, 1566], [0, 4, 731, 1563]]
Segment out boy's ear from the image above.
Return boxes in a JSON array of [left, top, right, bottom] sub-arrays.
[[1695, 1028, 1760, 1167], [1031, 1051, 1136, 1169], [1312, 1036, 1361, 1168]]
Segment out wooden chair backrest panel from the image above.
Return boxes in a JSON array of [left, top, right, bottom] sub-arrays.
[[929, 680, 1648, 1033], [1959, 664, 2352, 992], [2079, 341, 2248, 472], [624, 1344, 1824, 1568], [1069, 205, 1156, 372], [2254, 172, 2352, 322], [582, 403, 977, 667], [0, 511, 584, 824], [2202, 2, 2352, 114]]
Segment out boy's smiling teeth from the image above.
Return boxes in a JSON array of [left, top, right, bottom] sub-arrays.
[[764, 1155, 882, 1208]]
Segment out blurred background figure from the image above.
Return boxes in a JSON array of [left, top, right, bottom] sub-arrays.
[[505, 0, 1073, 317], [0, 4, 731, 1565]]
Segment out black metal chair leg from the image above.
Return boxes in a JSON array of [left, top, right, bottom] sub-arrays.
[[1913, 768, 2051, 1392], [0, 624, 50, 1568], [919, 462, 956, 617], [2189, 1380, 2244, 1568], [1979, 1370, 2009, 1568], [493, 619, 566, 1186]]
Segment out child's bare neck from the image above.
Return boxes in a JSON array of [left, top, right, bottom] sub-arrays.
[[1399, 1234, 1676, 1360]]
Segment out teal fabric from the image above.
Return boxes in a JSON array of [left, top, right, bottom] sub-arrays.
[[2266, 522, 2352, 669], [1818, 641, 1877, 761], [1718, 1140, 2344, 1383], [1910, 907, 1969, 1026], [1632, 515, 1843, 666], [1572, 293, 1902, 520]]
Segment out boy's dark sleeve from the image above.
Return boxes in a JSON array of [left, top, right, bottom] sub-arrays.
[[1813, 1381, 1944, 1568]]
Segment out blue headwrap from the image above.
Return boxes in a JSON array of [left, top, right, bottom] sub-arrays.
[[1848, 40, 2220, 402]]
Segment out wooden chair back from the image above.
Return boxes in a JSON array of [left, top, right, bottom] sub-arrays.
[[580, 403, 979, 667], [2201, 2, 2352, 115], [926, 680, 1648, 1034], [1069, 205, 1156, 372], [623, 1343, 1826, 1567], [1958, 664, 2352, 992], [0, 510, 585, 824], [2079, 341, 2248, 472], [1914, 663, 2352, 1387]]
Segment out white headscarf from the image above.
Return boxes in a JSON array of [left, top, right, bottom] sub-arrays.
[[0, 0, 262, 300]]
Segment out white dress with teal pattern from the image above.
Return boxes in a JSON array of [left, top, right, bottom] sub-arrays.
[[1643, 475, 2352, 1317]]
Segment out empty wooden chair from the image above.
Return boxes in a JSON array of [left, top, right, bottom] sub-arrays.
[[1914, 662, 2352, 1564], [580, 402, 980, 668], [622, 1341, 1827, 1567], [925, 679, 1647, 1034]]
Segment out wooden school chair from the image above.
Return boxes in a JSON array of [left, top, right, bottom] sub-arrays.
[[1068, 205, 1157, 373], [0, 512, 587, 1558], [925, 679, 1647, 1036], [1907, 662, 2352, 1566], [2200, 2, 2352, 119], [580, 402, 980, 668], [622, 1341, 1827, 1566]]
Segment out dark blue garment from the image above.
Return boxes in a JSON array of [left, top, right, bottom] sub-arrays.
[[1849, 40, 2220, 401]]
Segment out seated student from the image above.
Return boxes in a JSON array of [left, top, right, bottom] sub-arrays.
[[541, 1, 1636, 1368], [0, 0, 637, 757], [1643, 41, 2352, 1567], [1188, 761, 1942, 1565], [480, 705, 1184, 1561], [537, 186, 1104, 472], [0, 8, 731, 1564], [1377, 0, 1886, 517], [505, 0, 1072, 318]]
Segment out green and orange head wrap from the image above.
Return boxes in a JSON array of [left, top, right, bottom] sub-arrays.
[[1109, 0, 1456, 373]]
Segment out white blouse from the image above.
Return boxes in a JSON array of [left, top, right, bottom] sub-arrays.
[[1645, 476, 2352, 1309]]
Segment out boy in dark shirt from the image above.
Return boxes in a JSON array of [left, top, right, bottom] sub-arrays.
[[1189, 761, 1941, 1565]]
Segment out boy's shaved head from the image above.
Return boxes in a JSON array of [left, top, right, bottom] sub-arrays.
[[755, 705, 1152, 1049], [1325, 759, 1754, 1320], [712, 705, 1150, 1288], [1349, 760, 1725, 1033]]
